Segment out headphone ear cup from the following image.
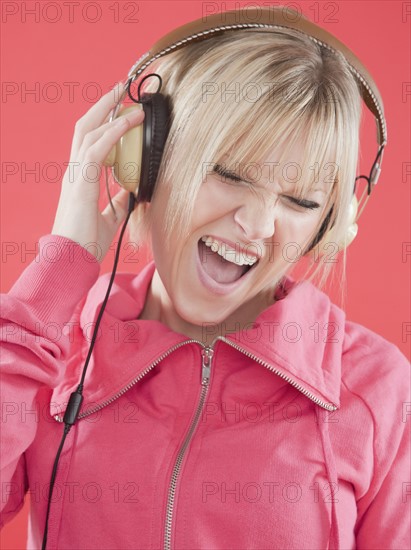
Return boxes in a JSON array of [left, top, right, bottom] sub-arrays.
[[103, 104, 144, 193], [103, 92, 171, 201], [136, 92, 171, 203], [305, 195, 359, 257]]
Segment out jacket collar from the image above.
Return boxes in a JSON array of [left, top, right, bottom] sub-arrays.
[[222, 274, 344, 409], [51, 262, 343, 418]]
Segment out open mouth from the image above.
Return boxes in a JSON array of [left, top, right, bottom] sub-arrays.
[[197, 236, 259, 286]]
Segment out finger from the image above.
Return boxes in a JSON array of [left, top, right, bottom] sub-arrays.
[[81, 82, 125, 130], [101, 187, 131, 227], [70, 82, 126, 157], [79, 109, 145, 166], [78, 108, 144, 159]]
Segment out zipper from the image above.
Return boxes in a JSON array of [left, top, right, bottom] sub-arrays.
[[161, 337, 335, 550], [163, 346, 214, 550], [53, 339, 204, 422], [219, 336, 337, 411]]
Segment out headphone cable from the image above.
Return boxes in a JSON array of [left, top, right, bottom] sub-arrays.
[[41, 192, 136, 550]]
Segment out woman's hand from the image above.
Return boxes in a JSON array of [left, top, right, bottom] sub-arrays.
[[51, 82, 145, 262]]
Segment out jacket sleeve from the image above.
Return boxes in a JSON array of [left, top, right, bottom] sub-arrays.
[[0, 234, 100, 526], [348, 334, 411, 549]]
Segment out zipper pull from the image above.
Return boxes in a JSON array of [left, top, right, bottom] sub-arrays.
[[201, 347, 214, 386]]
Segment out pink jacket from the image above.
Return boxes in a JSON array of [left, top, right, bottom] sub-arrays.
[[1, 235, 410, 549]]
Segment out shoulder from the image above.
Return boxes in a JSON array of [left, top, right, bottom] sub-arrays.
[[341, 319, 410, 394], [294, 277, 410, 414], [338, 319, 410, 452]]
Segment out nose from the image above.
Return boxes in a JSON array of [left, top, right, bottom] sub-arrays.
[[233, 196, 276, 241]]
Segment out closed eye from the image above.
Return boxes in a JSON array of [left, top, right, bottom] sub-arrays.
[[213, 164, 248, 184], [286, 197, 321, 210], [214, 164, 321, 210]]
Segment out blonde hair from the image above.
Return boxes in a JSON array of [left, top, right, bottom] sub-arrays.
[[128, 22, 363, 304]]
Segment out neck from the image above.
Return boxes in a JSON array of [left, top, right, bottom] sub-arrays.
[[139, 269, 278, 346]]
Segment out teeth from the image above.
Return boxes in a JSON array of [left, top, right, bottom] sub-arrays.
[[201, 236, 258, 266]]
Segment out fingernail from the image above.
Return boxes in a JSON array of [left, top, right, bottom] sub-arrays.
[[111, 82, 126, 96]]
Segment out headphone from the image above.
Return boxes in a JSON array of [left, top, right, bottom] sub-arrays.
[[103, 6, 386, 254]]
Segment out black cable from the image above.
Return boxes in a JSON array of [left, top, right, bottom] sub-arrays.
[[41, 424, 70, 550], [41, 193, 136, 550], [79, 192, 136, 387], [127, 73, 163, 104]]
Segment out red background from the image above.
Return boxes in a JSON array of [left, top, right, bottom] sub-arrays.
[[1, 0, 410, 548]]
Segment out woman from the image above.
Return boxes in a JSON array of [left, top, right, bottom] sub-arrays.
[[1, 6, 409, 550]]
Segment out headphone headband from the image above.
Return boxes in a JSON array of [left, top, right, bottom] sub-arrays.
[[127, 7, 387, 149]]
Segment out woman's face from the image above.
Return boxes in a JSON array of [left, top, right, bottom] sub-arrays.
[[148, 141, 331, 330]]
